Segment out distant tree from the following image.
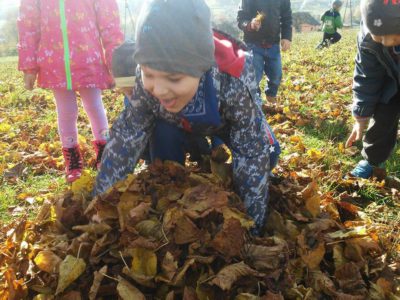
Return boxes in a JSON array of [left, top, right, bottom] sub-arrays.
[[0, 9, 18, 56]]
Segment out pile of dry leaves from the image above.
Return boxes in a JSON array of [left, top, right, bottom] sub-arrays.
[[0, 160, 399, 299]]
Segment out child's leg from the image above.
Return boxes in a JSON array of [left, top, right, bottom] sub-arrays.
[[79, 88, 109, 141], [331, 32, 342, 44], [362, 96, 400, 166], [53, 89, 79, 148], [264, 44, 282, 98]]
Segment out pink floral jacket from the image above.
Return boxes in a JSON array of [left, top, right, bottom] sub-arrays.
[[17, 0, 124, 90]]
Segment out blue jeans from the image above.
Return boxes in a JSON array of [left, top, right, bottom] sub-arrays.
[[247, 43, 282, 98]]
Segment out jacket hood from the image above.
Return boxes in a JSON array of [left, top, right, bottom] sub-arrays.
[[213, 31, 245, 78]]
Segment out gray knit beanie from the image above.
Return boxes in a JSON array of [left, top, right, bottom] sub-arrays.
[[134, 0, 215, 78], [361, 0, 400, 35]]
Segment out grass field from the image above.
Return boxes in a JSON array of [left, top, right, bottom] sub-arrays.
[[0, 29, 399, 246]]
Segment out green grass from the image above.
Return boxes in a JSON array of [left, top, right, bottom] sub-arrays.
[[0, 56, 18, 63], [0, 173, 66, 223]]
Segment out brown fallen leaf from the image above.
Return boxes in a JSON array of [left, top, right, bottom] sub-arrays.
[[210, 218, 246, 259], [72, 223, 111, 235], [301, 181, 321, 218], [89, 265, 107, 300], [116, 276, 146, 300], [211, 261, 265, 291], [297, 231, 325, 270]]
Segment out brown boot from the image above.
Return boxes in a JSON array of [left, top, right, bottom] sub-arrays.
[[62, 145, 83, 183], [92, 140, 107, 170]]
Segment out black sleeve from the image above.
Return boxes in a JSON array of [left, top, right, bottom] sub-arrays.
[[237, 0, 253, 31], [280, 0, 293, 41]]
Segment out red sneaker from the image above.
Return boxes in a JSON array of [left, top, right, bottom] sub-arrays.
[[62, 145, 83, 183], [92, 140, 107, 170]]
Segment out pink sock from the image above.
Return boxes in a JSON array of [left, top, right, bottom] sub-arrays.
[[79, 88, 109, 142], [53, 89, 79, 148]]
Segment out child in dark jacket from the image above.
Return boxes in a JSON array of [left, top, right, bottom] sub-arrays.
[[345, 0, 400, 178], [317, 0, 344, 49], [94, 0, 280, 235]]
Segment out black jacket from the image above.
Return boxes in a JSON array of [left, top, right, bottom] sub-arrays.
[[237, 0, 292, 44]]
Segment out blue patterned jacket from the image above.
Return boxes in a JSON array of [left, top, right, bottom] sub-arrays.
[[94, 35, 277, 233]]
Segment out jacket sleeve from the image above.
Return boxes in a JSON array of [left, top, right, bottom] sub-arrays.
[[94, 0, 124, 70], [237, 0, 252, 32], [17, 0, 41, 72], [280, 0, 293, 41], [352, 34, 386, 118], [93, 80, 155, 196], [335, 14, 343, 29], [320, 11, 326, 22], [226, 76, 271, 234]]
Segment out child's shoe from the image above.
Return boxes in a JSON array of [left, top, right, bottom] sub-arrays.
[[92, 140, 107, 170], [62, 145, 83, 183], [350, 160, 374, 179]]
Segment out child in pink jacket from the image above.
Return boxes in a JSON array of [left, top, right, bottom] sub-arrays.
[[17, 0, 124, 183]]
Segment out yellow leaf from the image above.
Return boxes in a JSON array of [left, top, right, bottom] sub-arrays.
[[283, 106, 291, 114], [71, 170, 95, 195], [34, 250, 62, 273], [289, 135, 302, 143], [56, 255, 86, 295], [0, 123, 11, 133], [131, 248, 157, 277], [306, 148, 323, 161], [327, 226, 368, 239], [338, 142, 345, 153]]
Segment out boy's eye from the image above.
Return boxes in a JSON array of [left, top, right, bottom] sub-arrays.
[[168, 76, 182, 82]]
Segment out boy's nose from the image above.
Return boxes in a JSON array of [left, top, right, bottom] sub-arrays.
[[152, 83, 169, 98]]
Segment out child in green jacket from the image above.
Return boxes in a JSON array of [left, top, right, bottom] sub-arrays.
[[317, 0, 344, 49]]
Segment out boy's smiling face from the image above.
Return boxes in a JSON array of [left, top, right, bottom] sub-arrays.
[[141, 65, 201, 113], [370, 33, 400, 47]]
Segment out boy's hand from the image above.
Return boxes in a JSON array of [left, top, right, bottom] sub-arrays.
[[250, 18, 262, 31], [281, 39, 291, 51], [345, 117, 370, 148], [24, 72, 37, 90]]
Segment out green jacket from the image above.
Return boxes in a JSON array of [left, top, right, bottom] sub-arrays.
[[321, 9, 343, 34]]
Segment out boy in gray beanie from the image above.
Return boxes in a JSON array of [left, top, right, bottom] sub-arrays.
[[345, 0, 400, 178], [94, 0, 281, 235]]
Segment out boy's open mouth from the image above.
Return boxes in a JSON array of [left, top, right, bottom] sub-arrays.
[[159, 98, 177, 109]]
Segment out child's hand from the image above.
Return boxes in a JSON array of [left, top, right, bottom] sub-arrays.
[[345, 117, 370, 148], [281, 39, 291, 51], [24, 73, 37, 90], [250, 18, 262, 31]]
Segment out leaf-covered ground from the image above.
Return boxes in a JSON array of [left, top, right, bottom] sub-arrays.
[[0, 30, 399, 299]]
